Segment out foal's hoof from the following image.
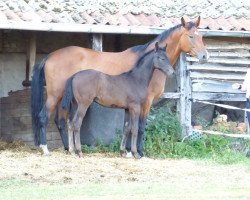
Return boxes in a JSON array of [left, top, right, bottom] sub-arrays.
[[76, 150, 83, 158], [43, 152, 51, 156], [132, 152, 142, 159], [120, 150, 128, 158]]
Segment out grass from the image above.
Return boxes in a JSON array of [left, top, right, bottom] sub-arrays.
[[1, 178, 250, 200]]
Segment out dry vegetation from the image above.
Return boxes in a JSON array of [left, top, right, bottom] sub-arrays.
[[0, 140, 250, 191]]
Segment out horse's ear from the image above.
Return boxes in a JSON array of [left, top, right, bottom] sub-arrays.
[[181, 17, 186, 27], [164, 44, 167, 51], [155, 42, 159, 52], [195, 16, 200, 27]]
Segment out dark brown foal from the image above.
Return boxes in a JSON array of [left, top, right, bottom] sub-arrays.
[[61, 43, 174, 158]]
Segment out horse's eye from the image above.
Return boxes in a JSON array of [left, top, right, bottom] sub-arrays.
[[189, 35, 194, 39]]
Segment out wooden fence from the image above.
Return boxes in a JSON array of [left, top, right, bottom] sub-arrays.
[[162, 39, 250, 136]]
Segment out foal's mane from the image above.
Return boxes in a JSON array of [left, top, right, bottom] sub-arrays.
[[130, 22, 196, 54], [125, 45, 166, 75]]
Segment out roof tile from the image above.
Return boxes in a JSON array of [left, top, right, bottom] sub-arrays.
[[0, 0, 249, 31], [114, 12, 130, 26], [3, 9, 21, 21], [80, 12, 97, 24], [36, 9, 53, 23], [103, 12, 119, 26], [90, 11, 109, 25], [123, 13, 141, 26]]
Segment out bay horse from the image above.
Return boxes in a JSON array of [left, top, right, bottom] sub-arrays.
[[61, 43, 174, 158], [31, 16, 209, 155]]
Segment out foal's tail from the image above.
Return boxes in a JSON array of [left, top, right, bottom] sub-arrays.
[[31, 56, 48, 146], [61, 75, 75, 112]]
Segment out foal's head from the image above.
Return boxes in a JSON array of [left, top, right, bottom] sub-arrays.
[[153, 42, 174, 76], [179, 16, 209, 63]]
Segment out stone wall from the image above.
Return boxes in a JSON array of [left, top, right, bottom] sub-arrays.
[[0, 89, 61, 148]]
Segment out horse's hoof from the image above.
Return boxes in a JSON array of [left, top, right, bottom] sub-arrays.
[[120, 150, 127, 158], [132, 152, 142, 159], [138, 150, 144, 158]]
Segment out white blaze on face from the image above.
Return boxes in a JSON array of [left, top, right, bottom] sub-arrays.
[[194, 30, 199, 35]]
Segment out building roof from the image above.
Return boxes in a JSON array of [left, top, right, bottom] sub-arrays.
[[0, 0, 250, 34]]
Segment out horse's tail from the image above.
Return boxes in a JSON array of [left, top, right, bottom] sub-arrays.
[[61, 75, 75, 112], [31, 56, 48, 146]]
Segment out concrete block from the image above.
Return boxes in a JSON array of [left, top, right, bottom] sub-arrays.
[[80, 102, 124, 146]]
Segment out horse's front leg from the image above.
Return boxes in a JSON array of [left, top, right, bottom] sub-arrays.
[[120, 110, 131, 157], [137, 96, 154, 157]]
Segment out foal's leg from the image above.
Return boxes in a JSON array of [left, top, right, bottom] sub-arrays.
[[129, 105, 141, 159], [72, 104, 90, 158], [67, 119, 75, 155], [38, 96, 58, 155], [120, 110, 132, 157], [54, 104, 69, 151]]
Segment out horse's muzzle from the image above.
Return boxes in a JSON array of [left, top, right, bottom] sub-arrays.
[[197, 50, 209, 64]]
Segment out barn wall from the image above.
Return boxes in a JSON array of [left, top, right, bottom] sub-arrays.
[[0, 30, 158, 147], [189, 37, 250, 124]]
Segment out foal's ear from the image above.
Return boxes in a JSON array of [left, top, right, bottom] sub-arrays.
[[155, 42, 159, 52], [195, 16, 201, 27]]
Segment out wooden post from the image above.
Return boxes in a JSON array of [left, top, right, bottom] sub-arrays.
[[28, 32, 36, 80], [92, 33, 103, 51], [22, 32, 36, 86], [176, 53, 192, 137]]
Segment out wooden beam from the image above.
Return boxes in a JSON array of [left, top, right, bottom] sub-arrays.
[[92, 33, 103, 51], [28, 32, 36, 80], [22, 32, 36, 87], [192, 92, 246, 101], [177, 53, 192, 137]]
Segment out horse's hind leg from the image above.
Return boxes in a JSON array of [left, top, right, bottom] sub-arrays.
[[120, 110, 131, 157], [54, 104, 69, 151], [39, 97, 58, 155], [38, 105, 50, 155]]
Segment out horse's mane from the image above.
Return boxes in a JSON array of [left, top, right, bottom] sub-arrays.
[[130, 22, 195, 54]]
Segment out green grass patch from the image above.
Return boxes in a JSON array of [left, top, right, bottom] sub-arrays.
[[82, 104, 250, 166], [1, 178, 250, 200]]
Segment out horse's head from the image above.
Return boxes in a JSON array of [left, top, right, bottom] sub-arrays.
[[154, 42, 175, 76], [179, 16, 209, 63]]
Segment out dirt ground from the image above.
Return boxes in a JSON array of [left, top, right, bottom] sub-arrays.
[[0, 140, 250, 189]]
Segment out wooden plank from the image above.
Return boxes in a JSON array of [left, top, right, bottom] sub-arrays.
[[204, 40, 250, 50], [160, 92, 180, 99], [187, 57, 250, 65], [192, 81, 244, 93], [187, 64, 248, 73], [207, 51, 250, 58], [190, 71, 244, 81], [192, 92, 246, 101]]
